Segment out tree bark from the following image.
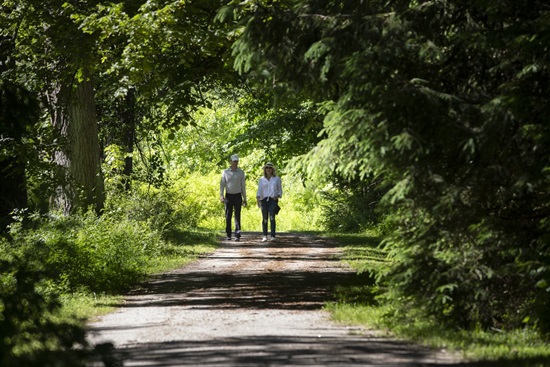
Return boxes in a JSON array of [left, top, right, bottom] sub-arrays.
[[49, 72, 105, 215]]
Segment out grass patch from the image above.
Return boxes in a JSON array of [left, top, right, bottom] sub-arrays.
[[60, 292, 122, 322], [2, 212, 220, 366], [326, 231, 550, 365], [145, 229, 218, 274], [57, 229, 218, 323], [27, 228, 220, 346]]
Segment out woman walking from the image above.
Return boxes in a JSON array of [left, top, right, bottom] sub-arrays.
[[256, 162, 283, 242]]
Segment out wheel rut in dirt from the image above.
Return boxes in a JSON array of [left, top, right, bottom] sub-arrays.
[[87, 233, 461, 366]]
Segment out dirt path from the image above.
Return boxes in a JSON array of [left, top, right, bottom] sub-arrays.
[[86, 233, 461, 366]]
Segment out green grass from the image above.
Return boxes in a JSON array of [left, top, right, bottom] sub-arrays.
[[199, 201, 322, 233], [145, 229, 218, 273], [60, 292, 122, 321], [325, 230, 550, 366], [58, 229, 218, 323]]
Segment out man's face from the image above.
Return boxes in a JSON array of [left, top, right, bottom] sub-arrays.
[[231, 160, 239, 169]]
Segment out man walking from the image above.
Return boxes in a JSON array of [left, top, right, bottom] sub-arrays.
[[220, 154, 247, 241]]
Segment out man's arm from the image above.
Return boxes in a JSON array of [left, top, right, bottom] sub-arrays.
[[219, 172, 226, 203]]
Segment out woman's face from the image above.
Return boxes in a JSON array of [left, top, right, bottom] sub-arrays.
[[265, 167, 273, 176]]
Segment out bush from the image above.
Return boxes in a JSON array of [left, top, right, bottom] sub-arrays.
[[320, 177, 387, 233], [105, 186, 199, 237], [380, 206, 550, 335], [0, 236, 88, 366], [9, 211, 161, 294]]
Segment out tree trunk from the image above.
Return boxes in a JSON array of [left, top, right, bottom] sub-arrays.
[[49, 72, 104, 215], [122, 87, 135, 191]]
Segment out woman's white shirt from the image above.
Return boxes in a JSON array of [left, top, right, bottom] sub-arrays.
[[256, 176, 282, 200]]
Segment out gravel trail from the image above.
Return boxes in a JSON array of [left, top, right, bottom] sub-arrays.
[[86, 233, 461, 366]]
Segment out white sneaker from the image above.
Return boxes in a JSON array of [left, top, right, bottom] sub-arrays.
[[262, 236, 268, 242], [269, 236, 276, 241]]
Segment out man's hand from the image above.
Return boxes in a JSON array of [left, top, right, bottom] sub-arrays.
[[243, 200, 247, 207], [220, 197, 225, 203]]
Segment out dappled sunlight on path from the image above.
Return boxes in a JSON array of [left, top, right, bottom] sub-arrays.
[[87, 233, 462, 366]]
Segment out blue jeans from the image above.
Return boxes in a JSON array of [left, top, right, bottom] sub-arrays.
[[225, 193, 242, 238], [260, 198, 277, 237]]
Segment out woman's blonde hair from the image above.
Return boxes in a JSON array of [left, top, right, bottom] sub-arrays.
[[262, 162, 277, 177]]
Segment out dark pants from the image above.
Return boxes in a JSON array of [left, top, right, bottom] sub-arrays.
[[261, 198, 277, 237], [225, 193, 242, 238]]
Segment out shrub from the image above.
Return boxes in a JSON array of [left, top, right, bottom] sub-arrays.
[[0, 236, 88, 366], [9, 211, 161, 294], [320, 177, 387, 233], [104, 182, 200, 236]]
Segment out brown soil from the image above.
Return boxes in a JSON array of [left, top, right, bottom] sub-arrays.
[[86, 233, 462, 366]]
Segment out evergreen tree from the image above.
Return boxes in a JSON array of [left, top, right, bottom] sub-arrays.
[[225, 0, 550, 332]]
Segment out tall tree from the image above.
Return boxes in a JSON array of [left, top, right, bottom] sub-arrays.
[[225, 0, 550, 332], [48, 72, 104, 214], [81, 0, 239, 187], [3, 0, 105, 214]]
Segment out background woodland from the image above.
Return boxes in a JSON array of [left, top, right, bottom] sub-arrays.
[[1, 0, 550, 365]]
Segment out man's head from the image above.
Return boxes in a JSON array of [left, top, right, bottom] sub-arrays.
[[230, 154, 239, 168]]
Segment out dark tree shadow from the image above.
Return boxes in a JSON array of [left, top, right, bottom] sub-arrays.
[[87, 233, 550, 367]]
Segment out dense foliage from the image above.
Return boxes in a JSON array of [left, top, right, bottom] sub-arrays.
[[2, 0, 550, 362], [0, 236, 88, 366], [225, 0, 550, 333], [321, 176, 387, 233], [0, 81, 41, 230], [229, 90, 324, 166], [0, 182, 213, 363]]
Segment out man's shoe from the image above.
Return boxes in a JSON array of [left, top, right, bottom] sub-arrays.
[[262, 236, 268, 242], [269, 236, 276, 241], [235, 237, 240, 242], [226, 237, 232, 241]]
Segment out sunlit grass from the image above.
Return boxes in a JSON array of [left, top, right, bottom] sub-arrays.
[[199, 195, 323, 233], [58, 229, 218, 323], [145, 229, 218, 274], [60, 292, 122, 321]]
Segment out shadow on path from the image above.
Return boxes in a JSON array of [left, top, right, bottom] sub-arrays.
[[90, 336, 550, 367], [108, 233, 352, 311], [87, 234, 550, 367]]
